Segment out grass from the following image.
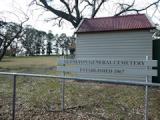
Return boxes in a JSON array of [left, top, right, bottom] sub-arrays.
[[0, 56, 160, 120], [0, 56, 58, 72]]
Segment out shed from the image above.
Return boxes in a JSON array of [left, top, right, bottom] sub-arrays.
[[75, 14, 157, 81]]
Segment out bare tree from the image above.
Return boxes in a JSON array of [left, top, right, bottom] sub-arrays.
[[0, 15, 28, 61], [31, 0, 160, 28], [31, 0, 107, 28]]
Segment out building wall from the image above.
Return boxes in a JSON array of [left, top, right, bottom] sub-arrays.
[[76, 30, 153, 59], [75, 30, 154, 81]]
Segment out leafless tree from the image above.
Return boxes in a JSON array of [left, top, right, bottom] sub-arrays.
[[31, 0, 107, 28], [31, 0, 160, 28], [0, 13, 29, 61]]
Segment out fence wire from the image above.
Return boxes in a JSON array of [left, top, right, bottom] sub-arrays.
[[0, 76, 12, 120], [15, 76, 61, 120], [0, 73, 160, 120]]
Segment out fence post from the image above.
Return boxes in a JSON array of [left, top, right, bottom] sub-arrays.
[[61, 56, 65, 111], [144, 56, 149, 120], [12, 74, 16, 120]]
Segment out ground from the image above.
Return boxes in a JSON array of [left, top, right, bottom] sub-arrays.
[[0, 56, 160, 120]]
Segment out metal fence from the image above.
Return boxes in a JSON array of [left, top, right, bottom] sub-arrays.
[[0, 72, 160, 120]]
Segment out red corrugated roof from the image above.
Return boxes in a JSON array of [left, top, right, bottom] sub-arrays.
[[76, 14, 155, 33]]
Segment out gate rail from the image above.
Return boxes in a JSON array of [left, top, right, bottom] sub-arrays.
[[0, 71, 160, 120]]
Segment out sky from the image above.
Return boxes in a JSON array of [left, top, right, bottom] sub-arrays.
[[0, 0, 160, 35], [0, 0, 74, 35]]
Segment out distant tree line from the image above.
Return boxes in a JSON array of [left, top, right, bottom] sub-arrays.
[[0, 20, 76, 61]]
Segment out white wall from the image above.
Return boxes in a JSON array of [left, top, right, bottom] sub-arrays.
[[75, 30, 154, 81], [76, 30, 153, 60]]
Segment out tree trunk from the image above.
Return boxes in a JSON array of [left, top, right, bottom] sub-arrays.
[[62, 48, 64, 55], [0, 48, 7, 61], [65, 48, 68, 55]]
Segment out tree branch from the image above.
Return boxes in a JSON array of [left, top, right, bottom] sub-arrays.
[[115, 0, 160, 16], [60, 0, 72, 15], [92, 0, 107, 18], [115, 0, 135, 16], [75, 0, 80, 19], [39, 0, 78, 27], [83, 0, 93, 6]]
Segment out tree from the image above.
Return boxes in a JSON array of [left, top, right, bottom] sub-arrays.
[[55, 33, 70, 55], [53, 33, 76, 55], [21, 26, 47, 56], [46, 31, 54, 55], [31, 0, 107, 28], [21, 26, 37, 56], [0, 21, 26, 61], [68, 36, 76, 56], [46, 41, 52, 55], [0, 6, 30, 61], [35, 31, 46, 55], [54, 34, 60, 55], [9, 40, 19, 56], [31, 0, 160, 28]]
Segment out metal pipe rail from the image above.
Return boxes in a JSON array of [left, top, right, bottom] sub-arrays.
[[0, 72, 160, 87]]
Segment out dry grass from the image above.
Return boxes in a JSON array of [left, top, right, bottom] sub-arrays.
[[0, 56, 160, 120], [0, 56, 58, 69]]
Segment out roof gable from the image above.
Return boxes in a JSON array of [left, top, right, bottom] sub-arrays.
[[76, 14, 155, 33]]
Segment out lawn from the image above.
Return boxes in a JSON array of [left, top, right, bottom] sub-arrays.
[[0, 56, 160, 120], [0, 56, 58, 73]]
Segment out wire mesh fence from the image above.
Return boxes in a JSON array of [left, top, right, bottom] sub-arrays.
[[0, 72, 160, 120], [64, 81, 145, 120], [15, 76, 61, 119], [0, 76, 12, 120], [148, 87, 160, 119]]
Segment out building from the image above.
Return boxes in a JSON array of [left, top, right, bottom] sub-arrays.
[[75, 14, 156, 81]]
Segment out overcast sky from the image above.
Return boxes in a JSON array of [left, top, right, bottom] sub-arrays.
[[0, 0, 160, 35], [0, 0, 74, 35]]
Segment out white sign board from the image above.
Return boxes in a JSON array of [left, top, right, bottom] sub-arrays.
[[57, 58, 157, 80], [57, 66, 157, 76], [58, 59, 157, 67]]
